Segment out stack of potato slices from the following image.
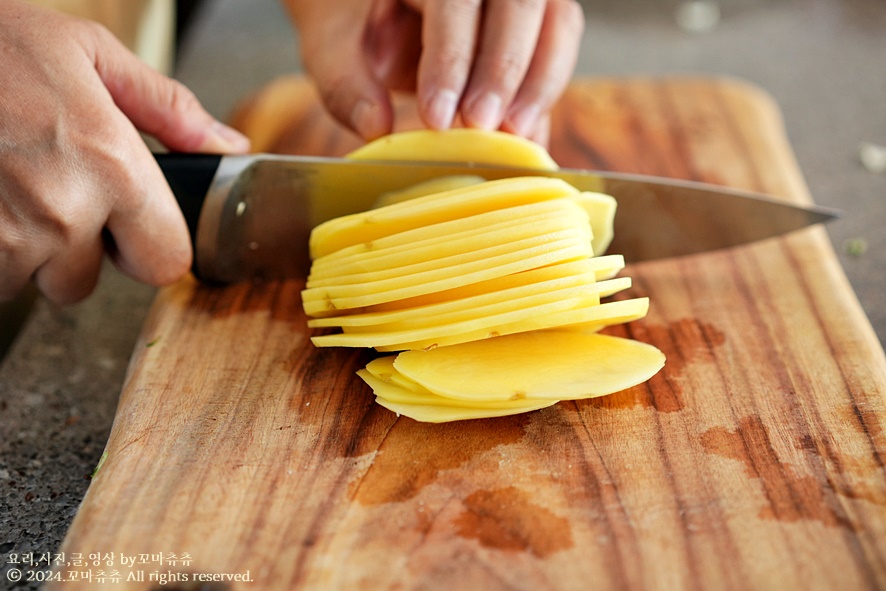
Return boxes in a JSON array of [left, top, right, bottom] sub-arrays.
[[300, 130, 665, 422]]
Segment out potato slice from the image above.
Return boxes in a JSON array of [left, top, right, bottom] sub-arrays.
[[374, 175, 487, 208], [374, 297, 648, 352], [345, 128, 559, 170], [307, 205, 590, 285], [392, 332, 665, 402], [309, 177, 577, 258], [336, 281, 611, 334], [570, 192, 617, 255], [367, 256, 625, 312], [302, 239, 593, 316], [308, 271, 604, 329], [373, 396, 559, 423], [359, 365, 555, 411]]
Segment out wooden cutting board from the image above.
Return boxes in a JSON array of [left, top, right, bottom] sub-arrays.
[[53, 77, 886, 591]]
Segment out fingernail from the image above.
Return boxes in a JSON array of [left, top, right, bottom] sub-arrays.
[[467, 92, 503, 130], [425, 90, 459, 130], [352, 100, 386, 140], [505, 104, 542, 138], [208, 121, 251, 153]]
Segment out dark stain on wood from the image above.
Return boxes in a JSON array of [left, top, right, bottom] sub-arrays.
[[454, 487, 574, 557], [701, 416, 856, 529], [353, 415, 530, 505]]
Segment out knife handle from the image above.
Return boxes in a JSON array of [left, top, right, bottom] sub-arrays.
[[153, 153, 222, 248]]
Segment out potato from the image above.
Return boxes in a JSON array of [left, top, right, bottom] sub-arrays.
[[373, 175, 487, 208], [309, 177, 577, 259], [345, 128, 559, 171], [300, 129, 663, 422], [372, 297, 650, 352], [307, 199, 591, 281], [392, 332, 665, 402]]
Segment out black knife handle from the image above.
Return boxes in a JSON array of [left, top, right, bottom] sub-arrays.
[[153, 153, 222, 250]]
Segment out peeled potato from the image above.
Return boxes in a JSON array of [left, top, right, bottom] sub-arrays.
[[372, 297, 649, 352], [308, 271, 607, 329], [303, 238, 593, 316], [309, 177, 577, 259], [307, 199, 591, 282], [374, 175, 487, 208], [345, 128, 559, 171], [392, 332, 665, 402], [301, 129, 663, 422], [570, 192, 617, 256], [367, 256, 625, 312]]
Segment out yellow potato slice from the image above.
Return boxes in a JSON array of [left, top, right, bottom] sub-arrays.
[[359, 364, 555, 411], [309, 177, 577, 259], [307, 205, 590, 285], [302, 239, 593, 316], [373, 175, 487, 208], [374, 297, 649, 352], [308, 208, 575, 279], [311, 289, 600, 348], [345, 128, 559, 170], [570, 192, 617, 256], [364, 356, 428, 392], [337, 281, 610, 334], [393, 332, 665, 402], [373, 396, 559, 423], [367, 256, 625, 312], [307, 230, 591, 293], [308, 271, 604, 329]]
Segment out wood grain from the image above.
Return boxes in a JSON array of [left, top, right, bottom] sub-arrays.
[[52, 77, 886, 591]]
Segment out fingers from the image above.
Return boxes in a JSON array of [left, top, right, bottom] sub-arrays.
[[288, 0, 394, 139], [103, 143, 193, 288], [459, 0, 548, 130], [413, 0, 484, 130], [501, 0, 584, 137], [407, 0, 583, 136], [85, 23, 250, 154], [32, 226, 105, 305]]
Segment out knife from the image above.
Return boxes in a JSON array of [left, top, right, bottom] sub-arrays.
[[155, 153, 839, 284]]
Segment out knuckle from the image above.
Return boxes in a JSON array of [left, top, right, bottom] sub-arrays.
[[490, 50, 531, 84], [432, 46, 474, 76]]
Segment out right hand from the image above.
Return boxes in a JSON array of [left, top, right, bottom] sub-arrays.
[[0, 0, 250, 305]]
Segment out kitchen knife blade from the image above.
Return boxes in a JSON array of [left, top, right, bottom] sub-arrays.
[[155, 153, 839, 284]]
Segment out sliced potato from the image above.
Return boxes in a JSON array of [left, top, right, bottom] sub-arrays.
[[570, 192, 617, 255], [307, 203, 590, 285], [345, 128, 559, 170], [308, 271, 603, 329], [374, 175, 487, 208], [309, 177, 577, 259], [373, 297, 649, 352], [393, 332, 665, 402], [302, 239, 593, 316], [367, 256, 626, 312]]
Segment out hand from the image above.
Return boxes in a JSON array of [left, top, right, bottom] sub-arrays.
[[0, 0, 250, 304], [286, 0, 585, 144]]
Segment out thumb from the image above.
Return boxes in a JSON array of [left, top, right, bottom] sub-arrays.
[[89, 27, 250, 153]]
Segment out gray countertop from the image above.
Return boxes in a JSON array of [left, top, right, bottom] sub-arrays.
[[2, 0, 884, 586]]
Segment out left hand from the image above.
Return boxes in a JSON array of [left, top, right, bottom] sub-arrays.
[[286, 0, 585, 145]]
